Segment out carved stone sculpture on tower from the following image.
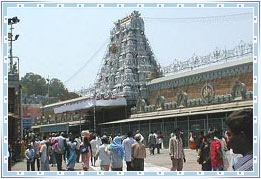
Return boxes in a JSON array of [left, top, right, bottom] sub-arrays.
[[95, 11, 162, 104]]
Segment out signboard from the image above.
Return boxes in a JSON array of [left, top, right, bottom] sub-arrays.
[[22, 118, 32, 129]]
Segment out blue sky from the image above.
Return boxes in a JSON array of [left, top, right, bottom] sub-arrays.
[[8, 7, 253, 92]]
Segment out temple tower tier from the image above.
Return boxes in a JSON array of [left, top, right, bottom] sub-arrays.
[[95, 11, 162, 104]]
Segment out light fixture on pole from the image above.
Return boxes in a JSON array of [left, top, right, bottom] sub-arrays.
[[80, 116, 83, 133], [46, 76, 50, 104], [8, 17, 20, 25], [8, 16, 20, 74], [93, 87, 97, 133]]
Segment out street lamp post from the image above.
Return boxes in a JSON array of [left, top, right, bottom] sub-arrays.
[[8, 17, 20, 74], [80, 115, 82, 133], [93, 93, 96, 133], [20, 84, 23, 139], [12, 57, 19, 73], [46, 76, 50, 104], [8, 17, 22, 139]]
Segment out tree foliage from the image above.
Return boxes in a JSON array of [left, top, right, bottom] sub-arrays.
[[49, 78, 67, 98], [21, 72, 79, 101], [21, 72, 48, 96]]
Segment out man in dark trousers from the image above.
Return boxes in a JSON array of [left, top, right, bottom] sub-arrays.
[[122, 131, 135, 171], [32, 137, 40, 171], [132, 134, 146, 171], [148, 131, 156, 155], [25, 144, 35, 171], [169, 128, 186, 171], [54, 132, 65, 171]]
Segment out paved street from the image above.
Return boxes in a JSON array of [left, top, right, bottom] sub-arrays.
[[11, 158, 94, 171], [11, 148, 232, 171], [144, 148, 201, 171]]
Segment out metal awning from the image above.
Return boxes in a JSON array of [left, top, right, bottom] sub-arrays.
[[54, 97, 127, 114], [8, 113, 20, 119], [31, 126, 40, 129], [99, 101, 253, 125], [40, 124, 69, 133], [31, 120, 87, 129]]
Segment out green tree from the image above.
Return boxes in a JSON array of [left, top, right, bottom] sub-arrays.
[[58, 90, 80, 101], [48, 78, 67, 97], [21, 73, 80, 102], [21, 72, 48, 96]]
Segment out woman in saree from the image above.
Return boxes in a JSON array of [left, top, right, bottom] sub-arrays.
[[66, 137, 77, 171], [80, 136, 92, 171]]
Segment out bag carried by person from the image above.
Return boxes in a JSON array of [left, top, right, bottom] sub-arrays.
[[189, 136, 196, 150], [80, 144, 89, 154], [198, 150, 204, 164]]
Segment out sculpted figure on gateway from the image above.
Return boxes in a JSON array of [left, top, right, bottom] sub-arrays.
[[95, 11, 162, 104]]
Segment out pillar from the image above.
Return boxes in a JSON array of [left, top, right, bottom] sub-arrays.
[[206, 114, 209, 132]]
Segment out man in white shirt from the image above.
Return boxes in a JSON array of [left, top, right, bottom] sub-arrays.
[[154, 131, 160, 154], [55, 132, 65, 171], [25, 144, 35, 171], [31, 138, 40, 171], [122, 131, 136, 171], [148, 131, 156, 155], [90, 134, 98, 166], [75, 135, 81, 163], [95, 135, 111, 171], [96, 135, 102, 147], [169, 128, 186, 171], [136, 130, 144, 143]]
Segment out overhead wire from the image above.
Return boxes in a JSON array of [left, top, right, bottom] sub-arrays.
[[65, 12, 252, 86], [143, 12, 252, 23], [64, 39, 109, 84], [93, 42, 110, 85]]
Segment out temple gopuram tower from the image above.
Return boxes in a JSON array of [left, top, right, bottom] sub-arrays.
[[95, 11, 162, 104]]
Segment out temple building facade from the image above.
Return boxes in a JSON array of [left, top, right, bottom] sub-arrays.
[[32, 11, 253, 148], [100, 54, 253, 147]]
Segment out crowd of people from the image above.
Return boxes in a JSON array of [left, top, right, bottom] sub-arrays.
[[9, 130, 148, 171], [8, 109, 253, 172], [191, 109, 253, 171]]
